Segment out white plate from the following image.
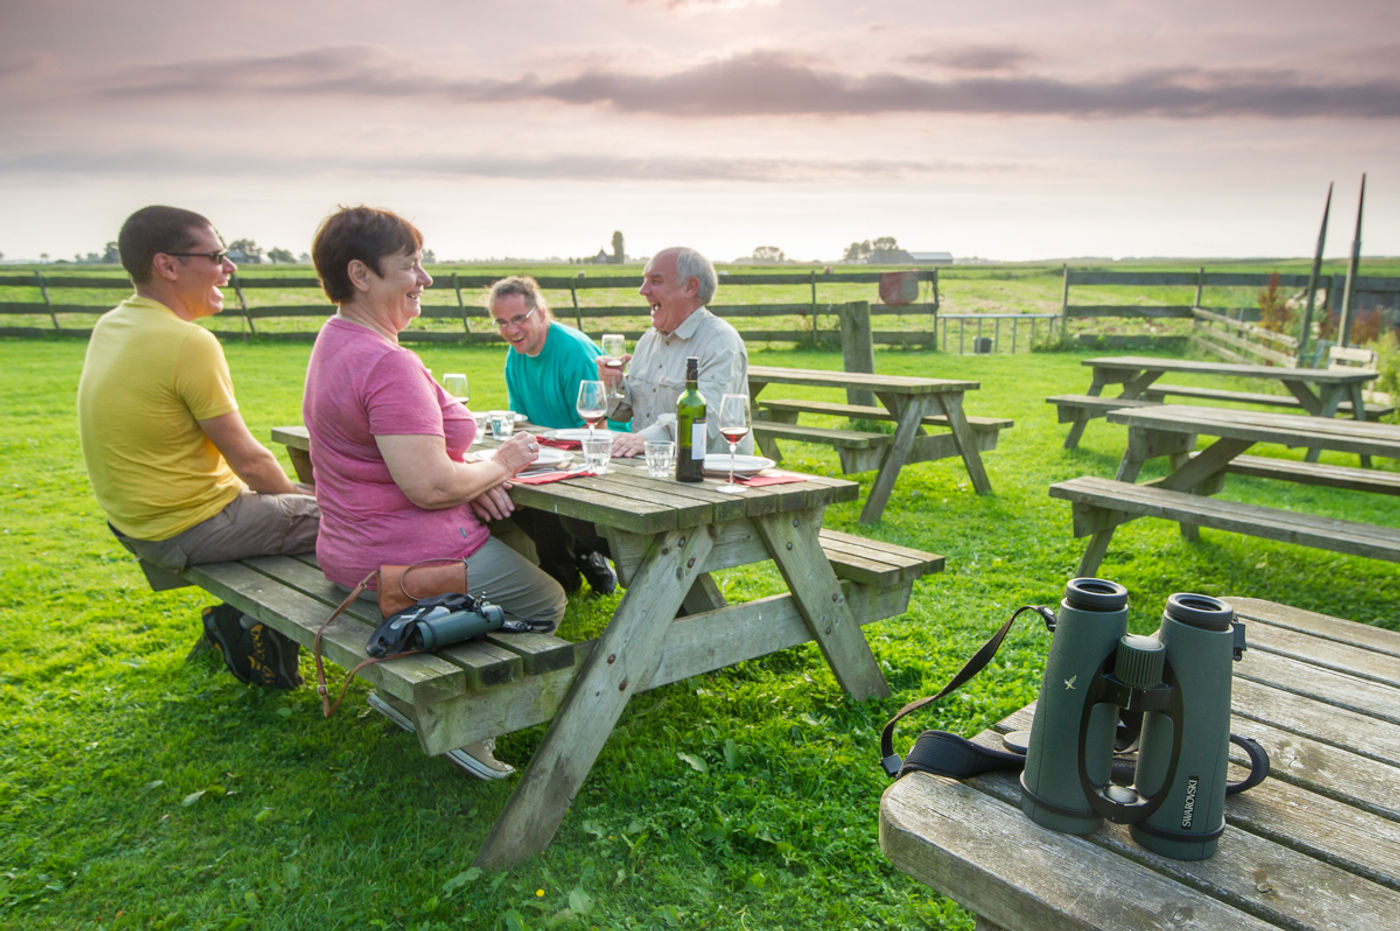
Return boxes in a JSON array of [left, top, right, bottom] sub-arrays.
[[481, 447, 571, 471], [703, 454, 775, 478], [542, 428, 603, 444]]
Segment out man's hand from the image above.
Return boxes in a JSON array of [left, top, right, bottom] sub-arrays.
[[596, 353, 631, 390], [610, 433, 646, 457]]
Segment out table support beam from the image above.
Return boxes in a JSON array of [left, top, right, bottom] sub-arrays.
[[754, 509, 890, 700], [473, 525, 716, 869]]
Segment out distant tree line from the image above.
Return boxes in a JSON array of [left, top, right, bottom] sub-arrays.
[[843, 236, 912, 264]]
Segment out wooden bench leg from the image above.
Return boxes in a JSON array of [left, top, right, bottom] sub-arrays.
[[754, 510, 890, 700], [1062, 415, 1091, 450], [473, 525, 716, 869], [1076, 529, 1114, 577]]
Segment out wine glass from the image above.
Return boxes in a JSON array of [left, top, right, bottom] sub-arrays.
[[576, 380, 607, 436], [600, 334, 626, 399], [716, 393, 750, 494], [442, 373, 469, 403]]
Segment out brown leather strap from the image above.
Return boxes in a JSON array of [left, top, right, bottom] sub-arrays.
[[313, 570, 373, 717], [313, 563, 467, 717]]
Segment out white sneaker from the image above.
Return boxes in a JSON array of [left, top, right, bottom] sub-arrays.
[[368, 692, 514, 780], [446, 739, 516, 780]]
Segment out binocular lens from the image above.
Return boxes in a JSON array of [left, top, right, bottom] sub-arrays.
[[1064, 577, 1129, 612], [1164, 592, 1233, 631]]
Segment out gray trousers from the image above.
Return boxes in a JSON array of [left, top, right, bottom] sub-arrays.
[[111, 492, 320, 571]]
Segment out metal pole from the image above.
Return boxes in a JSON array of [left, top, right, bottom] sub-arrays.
[[1296, 183, 1331, 366]]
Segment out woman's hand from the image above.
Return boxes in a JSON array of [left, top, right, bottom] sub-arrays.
[[469, 484, 515, 521], [491, 431, 540, 475]]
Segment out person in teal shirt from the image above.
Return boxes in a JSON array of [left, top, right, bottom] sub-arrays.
[[500, 297, 603, 428], [491, 276, 616, 595]]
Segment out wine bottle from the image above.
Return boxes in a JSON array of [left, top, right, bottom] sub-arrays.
[[675, 356, 707, 482]]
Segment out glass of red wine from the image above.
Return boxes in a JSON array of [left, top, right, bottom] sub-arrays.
[[716, 393, 750, 494], [576, 380, 608, 436]]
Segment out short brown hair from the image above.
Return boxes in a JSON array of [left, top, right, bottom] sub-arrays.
[[487, 276, 554, 320], [118, 205, 212, 284], [311, 206, 424, 303]]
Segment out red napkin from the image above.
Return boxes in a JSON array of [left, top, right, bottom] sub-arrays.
[[511, 469, 593, 485], [537, 436, 580, 450], [737, 471, 808, 487]]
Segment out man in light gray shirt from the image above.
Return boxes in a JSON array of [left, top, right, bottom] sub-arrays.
[[600, 246, 753, 458]]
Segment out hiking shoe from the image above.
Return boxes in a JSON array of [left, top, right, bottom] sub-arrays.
[[577, 551, 617, 595], [200, 604, 303, 689]]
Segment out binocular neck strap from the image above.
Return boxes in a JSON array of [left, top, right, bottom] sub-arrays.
[[881, 604, 1055, 777]]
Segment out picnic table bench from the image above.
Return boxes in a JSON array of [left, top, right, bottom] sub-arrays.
[[150, 425, 943, 868], [880, 597, 1400, 930], [1049, 405, 1400, 576], [1053, 354, 1386, 457], [745, 365, 1011, 523]]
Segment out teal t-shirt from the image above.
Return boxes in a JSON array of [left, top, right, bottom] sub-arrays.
[[504, 322, 604, 429]]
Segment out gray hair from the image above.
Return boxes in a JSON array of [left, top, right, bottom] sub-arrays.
[[670, 247, 717, 305], [487, 275, 554, 320]]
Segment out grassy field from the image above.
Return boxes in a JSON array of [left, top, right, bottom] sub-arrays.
[[2, 334, 1399, 930]]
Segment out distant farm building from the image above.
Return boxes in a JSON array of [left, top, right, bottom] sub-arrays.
[[909, 251, 954, 265]]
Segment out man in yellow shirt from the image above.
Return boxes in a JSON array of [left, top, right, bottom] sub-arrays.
[[78, 205, 319, 688]]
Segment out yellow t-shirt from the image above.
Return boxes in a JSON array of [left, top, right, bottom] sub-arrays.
[[77, 296, 245, 540]]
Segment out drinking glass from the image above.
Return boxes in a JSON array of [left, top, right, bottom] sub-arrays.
[[644, 440, 675, 478], [601, 334, 626, 399], [442, 373, 469, 403], [716, 393, 750, 494], [576, 380, 607, 435], [489, 410, 514, 439], [582, 432, 613, 474]]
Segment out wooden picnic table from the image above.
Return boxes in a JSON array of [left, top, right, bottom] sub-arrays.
[[1049, 405, 1400, 575], [271, 424, 942, 867], [745, 365, 1002, 524], [1059, 355, 1381, 454], [879, 597, 1400, 930]]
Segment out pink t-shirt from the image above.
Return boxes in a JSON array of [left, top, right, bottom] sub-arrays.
[[303, 316, 487, 586]]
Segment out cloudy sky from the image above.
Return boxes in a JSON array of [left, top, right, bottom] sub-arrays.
[[2, 0, 1397, 263]]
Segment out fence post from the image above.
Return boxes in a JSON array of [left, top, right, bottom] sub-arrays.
[[231, 272, 252, 341], [571, 274, 583, 330], [1060, 264, 1070, 340], [838, 300, 875, 407], [453, 273, 471, 334], [809, 269, 819, 343], [1194, 267, 1205, 309], [34, 270, 59, 332]]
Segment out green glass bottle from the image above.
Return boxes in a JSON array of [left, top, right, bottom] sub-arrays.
[[675, 356, 706, 482]]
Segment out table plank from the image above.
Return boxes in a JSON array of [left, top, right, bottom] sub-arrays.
[[880, 600, 1400, 929]]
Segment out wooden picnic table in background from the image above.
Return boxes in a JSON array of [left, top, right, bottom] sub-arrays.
[[745, 365, 1009, 524], [880, 597, 1400, 930], [1050, 405, 1400, 576], [1056, 355, 1381, 454]]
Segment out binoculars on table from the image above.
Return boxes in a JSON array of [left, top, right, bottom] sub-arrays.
[[1015, 578, 1268, 860]]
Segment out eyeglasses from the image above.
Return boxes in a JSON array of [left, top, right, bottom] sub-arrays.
[[166, 249, 230, 264], [493, 306, 538, 329]]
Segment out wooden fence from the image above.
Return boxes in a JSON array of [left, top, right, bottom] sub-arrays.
[[0, 268, 941, 348], [1060, 267, 1400, 352]]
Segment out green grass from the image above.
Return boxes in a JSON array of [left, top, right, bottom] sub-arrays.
[[2, 336, 1399, 930]]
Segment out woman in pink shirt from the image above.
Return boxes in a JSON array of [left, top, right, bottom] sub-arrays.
[[304, 206, 567, 777]]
